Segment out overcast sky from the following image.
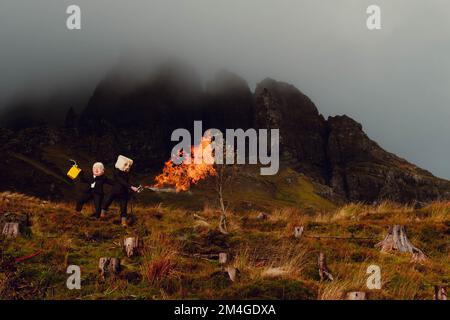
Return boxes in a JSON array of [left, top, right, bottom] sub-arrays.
[[1, 0, 449, 178]]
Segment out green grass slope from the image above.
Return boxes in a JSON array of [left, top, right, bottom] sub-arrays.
[[0, 192, 448, 300]]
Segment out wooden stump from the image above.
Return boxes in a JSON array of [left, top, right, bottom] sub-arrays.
[[434, 286, 447, 300], [375, 225, 426, 262], [257, 212, 268, 220], [98, 257, 108, 275], [318, 252, 334, 281], [225, 266, 240, 282], [124, 237, 141, 257], [294, 226, 304, 239], [345, 291, 367, 300], [219, 252, 228, 265], [2, 222, 19, 238], [99, 257, 121, 277]]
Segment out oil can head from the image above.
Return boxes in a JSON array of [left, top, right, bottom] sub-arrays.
[[115, 155, 133, 172]]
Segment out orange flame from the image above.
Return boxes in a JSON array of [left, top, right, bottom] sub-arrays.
[[153, 136, 216, 192]]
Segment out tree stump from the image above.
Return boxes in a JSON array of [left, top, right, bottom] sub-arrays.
[[257, 212, 268, 220], [124, 237, 141, 257], [98, 257, 121, 277], [345, 291, 367, 300], [0, 212, 30, 227], [375, 225, 426, 262], [434, 286, 447, 300], [2, 223, 19, 238], [318, 252, 334, 281], [219, 252, 228, 265], [225, 266, 240, 282], [294, 226, 304, 239]]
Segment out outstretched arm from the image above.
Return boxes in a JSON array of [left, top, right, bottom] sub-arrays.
[[114, 171, 133, 190], [114, 171, 139, 192]]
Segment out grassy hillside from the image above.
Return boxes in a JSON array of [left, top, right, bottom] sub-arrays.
[[2, 141, 341, 209], [0, 191, 448, 300]]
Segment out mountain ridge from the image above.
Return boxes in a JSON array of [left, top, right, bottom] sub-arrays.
[[0, 67, 449, 203]]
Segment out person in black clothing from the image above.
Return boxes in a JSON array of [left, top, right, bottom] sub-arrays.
[[75, 162, 111, 218], [101, 155, 139, 227]]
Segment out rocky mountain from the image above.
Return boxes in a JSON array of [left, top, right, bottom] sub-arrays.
[[253, 78, 450, 203], [326, 115, 450, 202], [254, 78, 329, 183], [1, 67, 449, 203]]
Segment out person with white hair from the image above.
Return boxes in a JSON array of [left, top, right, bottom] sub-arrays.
[[75, 162, 112, 218]]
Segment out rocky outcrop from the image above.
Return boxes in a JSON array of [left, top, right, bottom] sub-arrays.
[[253, 79, 450, 203], [254, 78, 329, 183], [326, 115, 450, 202]]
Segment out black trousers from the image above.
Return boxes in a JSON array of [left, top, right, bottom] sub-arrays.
[[102, 193, 129, 218], [76, 193, 103, 217]]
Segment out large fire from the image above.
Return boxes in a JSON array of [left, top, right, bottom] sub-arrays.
[[152, 136, 217, 192]]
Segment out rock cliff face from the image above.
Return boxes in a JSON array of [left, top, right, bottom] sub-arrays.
[[254, 78, 329, 183], [326, 115, 450, 202], [1, 68, 449, 203], [253, 79, 450, 203]]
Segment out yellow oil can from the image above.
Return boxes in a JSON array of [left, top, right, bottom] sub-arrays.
[[67, 163, 81, 180]]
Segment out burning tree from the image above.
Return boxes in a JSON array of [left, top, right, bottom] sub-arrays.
[[153, 136, 217, 192], [151, 134, 236, 234]]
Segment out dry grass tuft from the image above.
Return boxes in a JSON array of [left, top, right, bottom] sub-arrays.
[[233, 242, 307, 280], [269, 207, 302, 222], [140, 233, 180, 286], [318, 280, 352, 300], [422, 201, 450, 222], [0, 192, 41, 205], [374, 201, 414, 214], [330, 202, 370, 221], [318, 264, 367, 300], [329, 201, 416, 223], [382, 263, 425, 299]]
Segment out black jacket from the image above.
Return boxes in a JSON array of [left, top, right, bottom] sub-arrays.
[[79, 171, 112, 195], [111, 169, 132, 195]]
